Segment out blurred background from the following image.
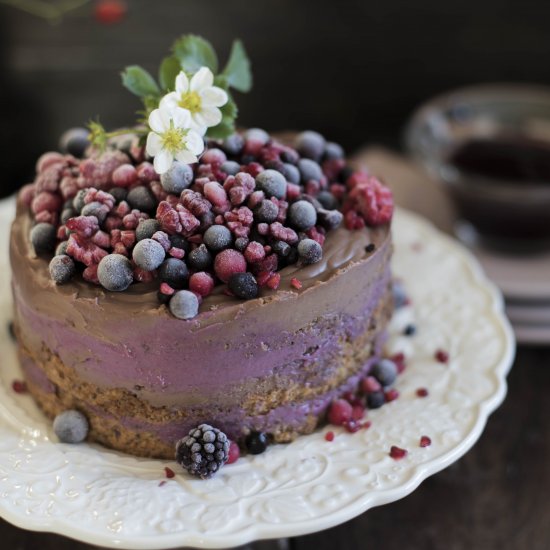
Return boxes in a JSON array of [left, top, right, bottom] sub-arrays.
[[3, 0, 550, 195]]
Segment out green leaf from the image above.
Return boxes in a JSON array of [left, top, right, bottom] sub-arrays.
[[213, 74, 229, 90], [222, 39, 252, 92], [206, 119, 235, 139], [121, 65, 161, 98], [158, 55, 181, 90], [172, 35, 218, 74], [221, 94, 238, 120]]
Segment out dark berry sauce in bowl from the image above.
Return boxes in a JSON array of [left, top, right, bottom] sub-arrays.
[[405, 84, 550, 251]]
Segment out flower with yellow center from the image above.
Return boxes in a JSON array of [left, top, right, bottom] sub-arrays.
[[146, 107, 204, 174], [160, 67, 228, 135]]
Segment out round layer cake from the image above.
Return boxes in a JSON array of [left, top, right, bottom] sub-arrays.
[[10, 131, 393, 459]]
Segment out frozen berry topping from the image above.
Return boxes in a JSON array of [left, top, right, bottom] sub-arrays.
[[21, 129, 393, 320]]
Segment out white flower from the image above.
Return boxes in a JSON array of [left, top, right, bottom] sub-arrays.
[[160, 67, 228, 135], [146, 107, 204, 174]]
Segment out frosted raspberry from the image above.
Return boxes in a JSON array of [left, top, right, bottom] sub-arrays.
[[346, 170, 371, 189], [189, 271, 215, 297], [272, 198, 288, 223], [110, 229, 122, 247], [252, 253, 278, 275], [104, 215, 122, 231], [19, 183, 36, 206], [247, 190, 265, 209], [330, 183, 346, 200], [180, 190, 212, 216], [152, 231, 171, 251], [204, 181, 229, 209], [67, 234, 108, 266], [290, 277, 302, 289], [113, 242, 129, 256], [240, 162, 264, 178], [346, 177, 393, 226], [136, 162, 156, 183], [59, 176, 79, 200], [214, 249, 247, 282], [265, 272, 281, 290], [149, 180, 168, 203], [57, 226, 68, 240], [92, 230, 110, 249], [322, 158, 346, 182], [305, 180, 320, 196], [115, 200, 131, 217], [112, 164, 137, 187], [286, 183, 301, 201], [66, 215, 99, 238], [82, 264, 100, 284], [344, 210, 365, 230], [31, 191, 62, 215], [120, 230, 136, 248], [160, 282, 175, 296], [328, 399, 353, 426], [244, 241, 265, 263], [35, 210, 59, 225], [306, 226, 326, 246], [168, 247, 185, 259], [201, 148, 227, 165], [79, 150, 129, 188], [84, 188, 115, 210], [224, 206, 254, 238], [256, 223, 269, 236], [35, 163, 63, 193], [176, 205, 200, 236], [269, 222, 298, 244], [36, 152, 64, 173], [133, 267, 156, 283]]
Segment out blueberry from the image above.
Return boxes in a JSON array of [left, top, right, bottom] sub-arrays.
[[55, 241, 69, 256], [245, 431, 268, 455], [367, 391, 386, 409], [132, 238, 166, 271], [222, 133, 245, 155], [60, 208, 76, 224], [404, 324, 416, 336], [97, 254, 133, 291], [160, 161, 193, 194], [255, 169, 287, 199], [228, 272, 258, 300], [245, 128, 269, 144], [324, 141, 345, 160], [49, 255, 76, 284], [281, 149, 300, 165], [73, 189, 88, 212], [254, 199, 278, 223], [53, 410, 89, 443], [108, 187, 128, 204], [296, 130, 326, 161], [81, 201, 108, 224], [392, 280, 408, 309], [30, 223, 56, 254], [272, 240, 291, 257], [203, 225, 232, 252], [169, 290, 199, 320], [198, 210, 215, 232], [188, 244, 213, 271], [127, 186, 156, 213], [371, 359, 398, 387], [158, 258, 189, 289], [169, 234, 190, 253], [59, 127, 89, 158], [221, 160, 241, 176], [288, 200, 317, 231], [298, 158, 323, 183], [136, 219, 161, 241], [317, 209, 343, 230], [297, 238, 322, 264], [317, 190, 339, 210], [234, 237, 249, 252], [281, 163, 300, 184]]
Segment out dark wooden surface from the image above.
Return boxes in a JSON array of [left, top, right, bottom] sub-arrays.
[[1, 347, 548, 549]]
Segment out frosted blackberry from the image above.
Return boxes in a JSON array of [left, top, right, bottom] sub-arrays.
[[254, 200, 278, 223], [158, 258, 189, 289], [132, 238, 166, 271], [298, 158, 323, 183], [169, 290, 199, 320], [160, 161, 193, 194], [127, 186, 156, 212], [297, 238, 322, 264], [228, 272, 258, 299], [255, 169, 286, 199], [97, 254, 133, 291], [30, 223, 56, 254], [59, 127, 89, 158], [203, 225, 232, 252], [136, 219, 161, 241], [175, 424, 230, 479], [53, 410, 89, 443], [188, 244, 213, 271], [371, 359, 398, 387], [296, 130, 326, 161], [49, 255, 76, 284], [288, 200, 317, 231]]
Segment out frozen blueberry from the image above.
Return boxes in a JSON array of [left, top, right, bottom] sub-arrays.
[[324, 141, 345, 160], [198, 210, 215, 232], [97, 254, 133, 291], [203, 225, 232, 252], [169, 234, 190, 253], [30, 223, 56, 254], [160, 161, 194, 194], [136, 219, 161, 241], [132, 238, 166, 271], [317, 209, 343, 230], [272, 240, 291, 257], [255, 170, 287, 199], [49, 255, 76, 284], [254, 199, 279, 223], [59, 127, 89, 158], [234, 237, 249, 252], [55, 241, 69, 256], [297, 238, 322, 264], [317, 190, 339, 210], [60, 207, 76, 224], [158, 258, 189, 289], [188, 244, 213, 271], [367, 391, 386, 409], [298, 158, 323, 183], [392, 280, 408, 309], [371, 359, 398, 387], [108, 187, 128, 203], [169, 290, 199, 320], [245, 431, 268, 455], [280, 163, 300, 184], [221, 160, 241, 176], [245, 128, 269, 144], [228, 272, 258, 300], [53, 410, 89, 443], [73, 189, 88, 213], [127, 186, 156, 213], [296, 130, 326, 161], [281, 148, 300, 165], [81, 201, 108, 224], [222, 133, 245, 155], [288, 200, 317, 231]]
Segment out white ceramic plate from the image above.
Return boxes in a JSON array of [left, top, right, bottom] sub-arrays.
[[0, 198, 515, 549]]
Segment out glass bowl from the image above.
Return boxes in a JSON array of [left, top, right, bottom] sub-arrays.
[[404, 84, 550, 251]]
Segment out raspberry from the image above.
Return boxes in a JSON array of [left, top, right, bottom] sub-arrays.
[[345, 176, 394, 226], [66, 215, 99, 238], [164, 466, 175, 479], [91, 230, 110, 249], [327, 399, 353, 426], [160, 282, 175, 296], [59, 176, 79, 200], [67, 234, 108, 266], [351, 404, 365, 421], [12, 380, 27, 393], [265, 272, 281, 290], [384, 388, 400, 402], [35, 210, 59, 225], [290, 277, 302, 289], [79, 150, 129, 188], [416, 387, 429, 398], [82, 264, 100, 284], [306, 226, 326, 245], [204, 181, 230, 212], [181, 190, 212, 216], [19, 183, 36, 206], [344, 209, 366, 230], [133, 267, 156, 283], [269, 222, 298, 244], [31, 191, 62, 215], [35, 163, 63, 193]]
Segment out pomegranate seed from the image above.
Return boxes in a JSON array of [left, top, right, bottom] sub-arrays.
[[384, 388, 400, 402], [325, 431, 335, 442], [362, 420, 372, 430], [343, 420, 361, 433], [159, 282, 175, 296], [290, 277, 302, 290], [420, 436, 432, 448], [351, 404, 365, 421], [389, 446, 408, 460], [390, 352, 405, 363], [12, 380, 27, 394], [327, 399, 353, 426], [361, 376, 382, 394], [416, 387, 429, 398], [227, 441, 240, 464], [164, 467, 175, 479], [435, 349, 449, 363]]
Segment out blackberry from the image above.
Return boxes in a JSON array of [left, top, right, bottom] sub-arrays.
[[108, 187, 128, 204], [324, 141, 345, 160], [175, 424, 230, 479]]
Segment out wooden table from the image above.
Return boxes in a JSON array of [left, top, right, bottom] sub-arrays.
[[2, 150, 549, 549]]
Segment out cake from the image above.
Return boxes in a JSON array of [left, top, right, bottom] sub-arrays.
[[9, 36, 395, 473]]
